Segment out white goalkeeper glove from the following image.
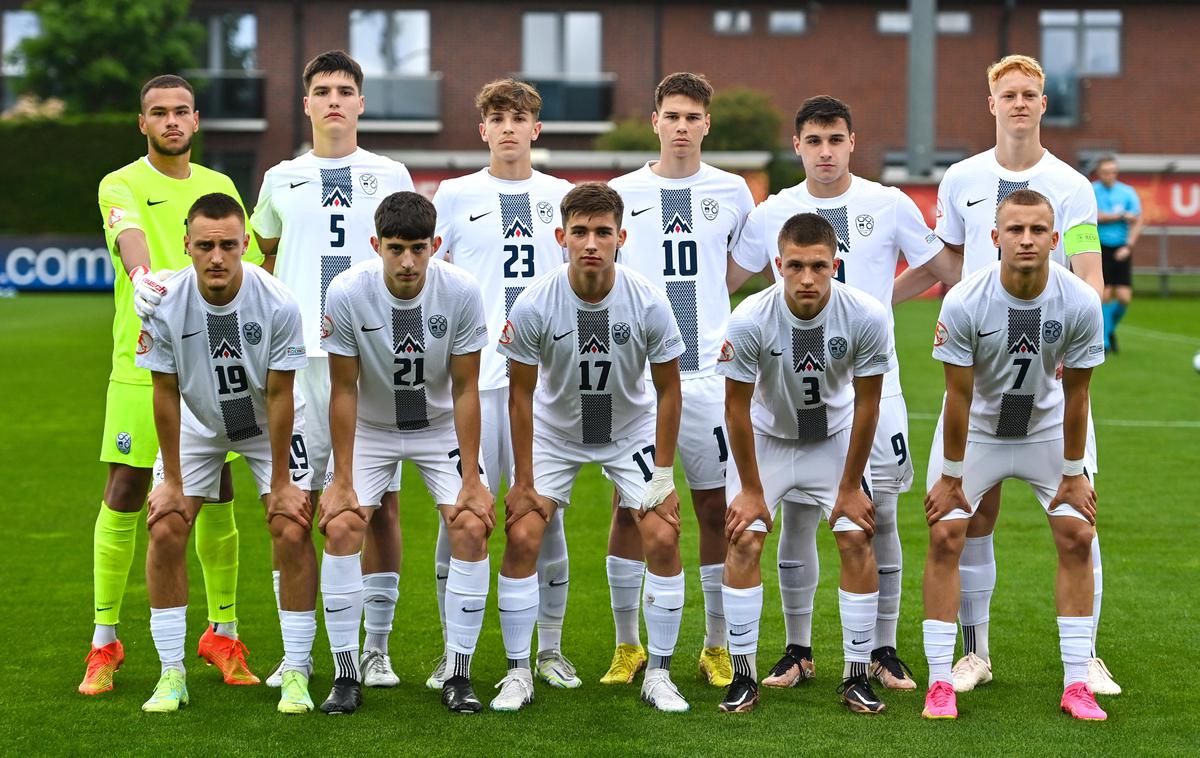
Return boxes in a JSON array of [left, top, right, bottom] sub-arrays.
[[640, 466, 675, 512], [131, 266, 174, 320]]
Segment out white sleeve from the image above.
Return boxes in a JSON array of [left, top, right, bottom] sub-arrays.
[[135, 313, 176, 374], [269, 298, 308, 371], [645, 291, 686, 364], [934, 171, 965, 247], [894, 191, 944, 269], [1064, 291, 1105, 370], [851, 303, 896, 377], [1064, 179, 1099, 229], [715, 307, 760, 384], [731, 202, 772, 274], [452, 282, 490, 355], [495, 294, 542, 366], [728, 180, 756, 251], [394, 162, 415, 192], [249, 172, 281, 239], [932, 290, 974, 367], [432, 183, 456, 260], [320, 278, 358, 358]]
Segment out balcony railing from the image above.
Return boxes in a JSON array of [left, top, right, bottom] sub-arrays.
[[519, 74, 614, 122], [184, 70, 265, 121], [361, 73, 442, 121]]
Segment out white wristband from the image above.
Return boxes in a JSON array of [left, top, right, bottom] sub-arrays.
[[1063, 458, 1086, 477], [942, 459, 964, 478]]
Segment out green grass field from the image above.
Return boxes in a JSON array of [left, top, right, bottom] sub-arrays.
[[1, 292, 1198, 756]]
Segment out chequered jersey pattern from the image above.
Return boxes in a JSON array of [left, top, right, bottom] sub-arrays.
[[665, 280, 699, 372], [997, 307, 1041, 437], [206, 312, 243, 359], [320, 255, 352, 319], [500, 192, 534, 239], [320, 167, 353, 208], [392, 305, 428, 430], [815, 206, 851, 255], [661, 188, 694, 234], [577, 308, 613, 444]]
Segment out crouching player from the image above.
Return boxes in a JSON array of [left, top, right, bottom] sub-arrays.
[[921, 189, 1106, 721], [717, 213, 893, 714], [137, 193, 318, 713], [318, 191, 493, 715], [493, 183, 689, 712]]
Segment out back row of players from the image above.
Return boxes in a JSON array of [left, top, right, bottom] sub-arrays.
[[86, 50, 1114, 721]]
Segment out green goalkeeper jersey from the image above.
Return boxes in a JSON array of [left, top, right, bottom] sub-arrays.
[[98, 156, 262, 385]]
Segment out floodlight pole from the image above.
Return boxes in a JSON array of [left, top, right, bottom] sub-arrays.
[[907, 0, 936, 177]]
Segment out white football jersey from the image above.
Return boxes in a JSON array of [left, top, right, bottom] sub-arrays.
[[935, 148, 1098, 276], [322, 258, 488, 432], [498, 264, 685, 445], [433, 168, 573, 391], [732, 175, 941, 397], [718, 280, 895, 441], [609, 162, 754, 378], [251, 148, 415, 357], [933, 262, 1104, 443], [137, 263, 308, 444]]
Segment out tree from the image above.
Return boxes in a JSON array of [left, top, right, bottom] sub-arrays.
[[12, 0, 201, 114]]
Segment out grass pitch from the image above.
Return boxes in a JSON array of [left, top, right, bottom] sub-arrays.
[[1, 292, 1197, 756]]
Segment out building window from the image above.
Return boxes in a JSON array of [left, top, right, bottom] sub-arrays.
[[1040, 10, 1122, 124], [713, 10, 751, 35], [350, 9, 439, 122], [186, 12, 263, 122], [768, 11, 806, 35], [198, 12, 258, 72], [520, 11, 610, 123], [877, 11, 972, 35]]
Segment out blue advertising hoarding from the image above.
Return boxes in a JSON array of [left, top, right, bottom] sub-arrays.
[[0, 236, 114, 291]]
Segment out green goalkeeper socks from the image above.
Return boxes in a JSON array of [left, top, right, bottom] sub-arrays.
[[93, 502, 141, 626], [195, 501, 240, 625]]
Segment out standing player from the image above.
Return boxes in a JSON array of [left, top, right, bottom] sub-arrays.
[[84, 74, 261, 696], [605, 72, 755, 687], [136, 193, 318, 714], [1092, 155, 1143, 352], [728, 96, 960, 690], [430, 79, 576, 689], [718, 213, 894, 715], [493, 183, 689, 713], [318, 192, 492, 714], [921, 189, 1106, 721], [896, 54, 1117, 695], [251, 51, 415, 687]]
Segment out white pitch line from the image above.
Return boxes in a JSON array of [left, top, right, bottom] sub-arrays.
[[1120, 325, 1200, 345], [908, 412, 1200, 429]]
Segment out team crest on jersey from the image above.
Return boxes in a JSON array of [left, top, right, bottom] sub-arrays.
[[537, 201, 554, 224], [108, 207, 126, 229], [718, 339, 735, 362], [701, 197, 720, 221], [856, 214, 875, 237], [501, 193, 535, 238], [136, 329, 153, 355], [828, 337, 848, 360], [499, 320, 515, 345], [612, 322, 631, 345], [320, 167, 353, 208], [933, 320, 948, 347], [661, 188, 694, 234], [428, 314, 448, 339], [359, 173, 378, 195], [320, 313, 333, 340], [1043, 320, 1063, 344], [116, 432, 132, 455], [242, 322, 262, 346]]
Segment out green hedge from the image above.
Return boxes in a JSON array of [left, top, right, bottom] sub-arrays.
[[0, 114, 202, 234]]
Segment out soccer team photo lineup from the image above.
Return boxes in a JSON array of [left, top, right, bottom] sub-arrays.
[[74, 49, 1135, 723]]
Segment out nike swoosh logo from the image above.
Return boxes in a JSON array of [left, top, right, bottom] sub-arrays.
[[976, 329, 1001, 338], [548, 579, 569, 587], [631, 207, 653, 217], [461, 606, 485, 614], [878, 568, 900, 575], [182, 330, 202, 339], [369, 598, 389, 603], [436, 574, 449, 581], [726, 690, 753, 706], [770, 349, 784, 356], [219, 603, 235, 610], [325, 606, 351, 613], [851, 638, 870, 646], [469, 211, 493, 222], [966, 198, 987, 207], [663, 606, 683, 612], [291, 472, 306, 482], [290, 181, 311, 189], [552, 331, 574, 342], [146, 199, 167, 207], [729, 628, 751, 637], [96, 606, 113, 612], [497, 607, 519, 613], [361, 324, 385, 332]]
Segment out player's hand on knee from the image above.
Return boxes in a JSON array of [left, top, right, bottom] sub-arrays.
[[504, 483, 551, 530], [725, 489, 771, 543], [638, 491, 681, 535], [449, 479, 496, 534], [147, 480, 191, 528], [924, 477, 970, 526], [317, 479, 364, 533], [639, 466, 676, 512], [1050, 475, 1097, 524], [132, 267, 174, 320], [832, 486, 876, 536], [269, 482, 312, 529]]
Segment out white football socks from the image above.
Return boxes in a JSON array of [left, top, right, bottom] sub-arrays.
[[698, 563, 726, 649], [434, 522, 451, 642], [150, 605, 187, 674], [643, 570, 684, 670], [321, 552, 363, 681], [958, 534, 995, 661], [536, 510, 569, 654], [723, 584, 763, 679], [606, 555, 645, 647], [498, 574, 538, 669], [840, 588, 878, 678], [1091, 533, 1103, 655], [923, 619, 956, 685], [279, 609, 316, 674], [445, 557, 490, 671], [872, 490, 902, 651], [778, 501, 820, 647], [1058, 616, 1092, 687], [362, 572, 399, 654]]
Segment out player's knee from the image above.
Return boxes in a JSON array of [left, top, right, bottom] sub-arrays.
[[1053, 521, 1094, 562], [148, 514, 189, 551], [727, 535, 764, 572], [448, 511, 487, 546], [928, 523, 965, 563], [640, 521, 680, 565], [325, 512, 367, 554], [504, 516, 545, 563], [270, 517, 311, 552], [835, 529, 873, 562]]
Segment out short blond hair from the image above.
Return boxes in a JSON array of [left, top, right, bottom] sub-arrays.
[[986, 54, 1045, 91], [475, 79, 542, 119]]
